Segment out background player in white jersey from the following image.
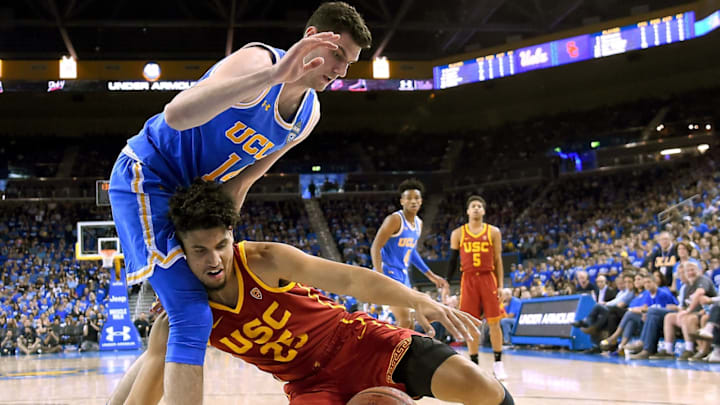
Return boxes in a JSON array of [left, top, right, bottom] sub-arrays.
[[371, 179, 449, 328], [108, 3, 371, 403]]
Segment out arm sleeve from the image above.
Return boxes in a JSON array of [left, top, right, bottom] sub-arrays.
[[446, 249, 460, 281], [410, 248, 430, 274]]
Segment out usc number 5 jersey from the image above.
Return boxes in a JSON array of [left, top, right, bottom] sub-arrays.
[[459, 224, 495, 273]]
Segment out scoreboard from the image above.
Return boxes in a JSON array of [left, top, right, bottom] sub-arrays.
[[592, 14, 693, 58], [434, 11, 698, 89], [96, 180, 110, 206]]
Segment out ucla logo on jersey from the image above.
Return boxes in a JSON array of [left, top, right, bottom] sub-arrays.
[[398, 238, 416, 248], [225, 121, 275, 160], [288, 120, 303, 142]]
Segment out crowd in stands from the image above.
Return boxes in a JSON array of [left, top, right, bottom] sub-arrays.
[[425, 181, 541, 261], [0, 202, 113, 356], [320, 196, 397, 268], [234, 199, 321, 256], [2, 87, 720, 363]]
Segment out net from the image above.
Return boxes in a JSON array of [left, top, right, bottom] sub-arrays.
[[100, 249, 117, 269]]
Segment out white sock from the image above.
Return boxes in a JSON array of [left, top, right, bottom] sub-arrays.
[[685, 341, 694, 352], [705, 322, 718, 333], [664, 341, 674, 353]]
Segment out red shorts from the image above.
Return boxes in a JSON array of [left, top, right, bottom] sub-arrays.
[[285, 312, 419, 404], [459, 271, 504, 323]]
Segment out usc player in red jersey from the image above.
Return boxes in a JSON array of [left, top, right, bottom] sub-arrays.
[[446, 196, 508, 380], [108, 180, 514, 405]]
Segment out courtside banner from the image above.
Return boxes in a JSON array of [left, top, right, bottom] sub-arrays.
[[100, 271, 142, 350], [514, 298, 579, 338], [511, 294, 595, 350]]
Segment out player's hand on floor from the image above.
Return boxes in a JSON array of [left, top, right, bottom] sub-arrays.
[[413, 298, 482, 343], [270, 32, 340, 84]]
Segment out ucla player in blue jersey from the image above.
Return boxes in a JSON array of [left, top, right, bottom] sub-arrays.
[[371, 179, 450, 329], [108, 3, 371, 403]]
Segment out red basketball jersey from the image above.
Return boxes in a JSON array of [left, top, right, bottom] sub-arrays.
[[459, 223, 495, 273], [209, 242, 349, 382]]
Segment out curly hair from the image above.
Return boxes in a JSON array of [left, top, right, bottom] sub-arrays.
[[168, 179, 238, 239], [305, 2, 372, 48], [398, 178, 425, 196]]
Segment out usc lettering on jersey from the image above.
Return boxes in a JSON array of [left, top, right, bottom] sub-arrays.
[[209, 242, 402, 383], [459, 224, 494, 273]]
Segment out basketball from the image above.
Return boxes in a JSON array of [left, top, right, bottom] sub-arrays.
[[347, 387, 415, 405]]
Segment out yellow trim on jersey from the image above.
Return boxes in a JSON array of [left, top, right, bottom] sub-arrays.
[[233, 87, 270, 108], [127, 247, 184, 283], [386, 337, 412, 385], [487, 225, 494, 248], [125, 161, 185, 284], [273, 84, 297, 130], [289, 96, 320, 144], [465, 223, 487, 238], [298, 284, 346, 311], [208, 257, 245, 314], [237, 241, 296, 293]]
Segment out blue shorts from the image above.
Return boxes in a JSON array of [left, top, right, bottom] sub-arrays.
[[382, 264, 412, 288], [109, 152, 212, 365]]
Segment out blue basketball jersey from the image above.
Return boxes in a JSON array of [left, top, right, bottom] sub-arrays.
[[381, 210, 422, 272], [124, 42, 321, 187]]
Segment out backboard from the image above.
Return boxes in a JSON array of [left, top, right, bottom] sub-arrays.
[[76, 220, 124, 261]]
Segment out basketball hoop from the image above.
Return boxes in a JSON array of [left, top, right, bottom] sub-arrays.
[[100, 249, 117, 269]]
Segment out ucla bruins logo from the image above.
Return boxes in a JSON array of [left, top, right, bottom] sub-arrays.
[[250, 287, 263, 300]]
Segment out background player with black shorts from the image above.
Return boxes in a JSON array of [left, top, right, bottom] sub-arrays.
[[447, 196, 508, 380]]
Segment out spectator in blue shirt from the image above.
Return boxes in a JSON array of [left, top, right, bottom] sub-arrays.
[[707, 257, 720, 288], [601, 273, 676, 353], [499, 289, 521, 345]]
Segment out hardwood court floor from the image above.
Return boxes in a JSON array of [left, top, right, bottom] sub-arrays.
[[0, 347, 716, 404]]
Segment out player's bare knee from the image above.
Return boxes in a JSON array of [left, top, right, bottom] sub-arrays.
[[464, 369, 504, 405], [433, 356, 504, 405]]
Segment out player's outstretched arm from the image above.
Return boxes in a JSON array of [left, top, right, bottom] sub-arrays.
[[164, 31, 339, 131], [249, 242, 481, 342], [410, 248, 449, 291], [370, 214, 401, 273]]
